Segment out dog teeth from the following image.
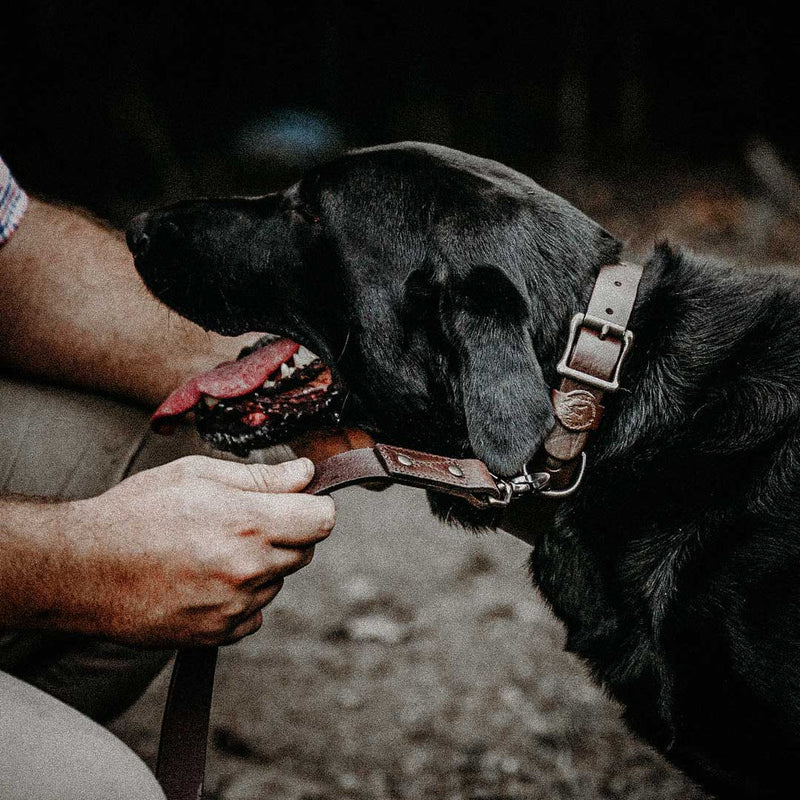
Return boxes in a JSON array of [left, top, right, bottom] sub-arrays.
[[280, 362, 293, 379], [203, 396, 220, 408], [262, 379, 276, 389], [293, 346, 316, 368]]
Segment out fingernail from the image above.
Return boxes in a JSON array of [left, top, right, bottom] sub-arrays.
[[283, 457, 313, 480]]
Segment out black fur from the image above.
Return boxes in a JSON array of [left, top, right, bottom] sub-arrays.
[[129, 143, 800, 798]]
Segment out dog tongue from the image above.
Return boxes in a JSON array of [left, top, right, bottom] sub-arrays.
[[151, 337, 300, 433]]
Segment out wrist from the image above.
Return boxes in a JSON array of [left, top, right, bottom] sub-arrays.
[[0, 497, 78, 629]]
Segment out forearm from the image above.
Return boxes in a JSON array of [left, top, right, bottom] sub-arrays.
[[0, 497, 74, 631], [0, 199, 256, 407]]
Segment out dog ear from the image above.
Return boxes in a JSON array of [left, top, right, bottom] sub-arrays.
[[442, 263, 553, 476]]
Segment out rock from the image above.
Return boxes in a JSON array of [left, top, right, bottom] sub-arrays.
[[478, 603, 516, 622], [499, 685, 525, 709], [456, 551, 496, 581], [335, 772, 360, 791], [499, 755, 521, 775], [346, 614, 409, 644], [341, 574, 380, 604], [337, 687, 363, 709], [212, 725, 257, 759]]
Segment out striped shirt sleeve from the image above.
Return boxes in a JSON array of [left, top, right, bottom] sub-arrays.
[[0, 157, 29, 247]]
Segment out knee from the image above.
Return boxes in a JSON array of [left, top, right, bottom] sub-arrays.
[[59, 738, 167, 800], [1, 671, 166, 800], [13, 724, 167, 800]]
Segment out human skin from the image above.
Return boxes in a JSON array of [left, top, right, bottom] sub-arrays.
[[0, 199, 335, 646], [0, 199, 261, 406]]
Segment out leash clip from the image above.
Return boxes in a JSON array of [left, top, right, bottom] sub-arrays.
[[488, 463, 551, 507]]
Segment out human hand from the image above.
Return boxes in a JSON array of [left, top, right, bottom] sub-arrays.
[[54, 456, 334, 647]]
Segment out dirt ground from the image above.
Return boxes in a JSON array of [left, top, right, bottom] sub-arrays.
[[110, 162, 800, 800]]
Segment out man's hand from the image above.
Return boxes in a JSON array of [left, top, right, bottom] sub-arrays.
[[0, 457, 334, 647]]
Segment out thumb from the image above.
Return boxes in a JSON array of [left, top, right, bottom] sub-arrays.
[[209, 457, 315, 493]]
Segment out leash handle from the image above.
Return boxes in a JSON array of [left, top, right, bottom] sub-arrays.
[[156, 646, 218, 800]]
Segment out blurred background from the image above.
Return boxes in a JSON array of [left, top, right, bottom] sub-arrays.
[[4, 0, 800, 268], [4, 3, 800, 798]]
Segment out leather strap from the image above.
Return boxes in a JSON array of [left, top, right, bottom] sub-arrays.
[[155, 447, 504, 800], [306, 443, 502, 508], [154, 261, 643, 799], [542, 261, 643, 490], [155, 646, 219, 800]]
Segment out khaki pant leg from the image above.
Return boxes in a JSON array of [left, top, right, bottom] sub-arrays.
[[0, 374, 201, 721], [0, 669, 166, 800]]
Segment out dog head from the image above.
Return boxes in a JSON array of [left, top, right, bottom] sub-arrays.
[[128, 143, 619, 481]]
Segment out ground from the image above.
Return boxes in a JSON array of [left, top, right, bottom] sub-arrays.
[[111, 484, 707, 800], [110, 160, 800, 800]]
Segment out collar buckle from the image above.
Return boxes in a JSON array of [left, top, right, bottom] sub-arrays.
[[556, 312, 634, 392]]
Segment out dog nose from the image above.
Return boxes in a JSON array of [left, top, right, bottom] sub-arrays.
[[126, 212, 151, 257]]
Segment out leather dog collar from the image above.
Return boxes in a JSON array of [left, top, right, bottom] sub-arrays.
[[154, 261, 644, 800], [541, 260, 643, 493]]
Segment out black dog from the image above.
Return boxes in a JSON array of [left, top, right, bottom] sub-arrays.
[[128, 143, 800, 798]]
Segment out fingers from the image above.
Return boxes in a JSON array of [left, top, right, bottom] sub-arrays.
[[234, 459, 315, 494], [243, 493, 336, 546], [177, 455, 315, 493], [240, 545, 316, 586], [224, 610, 264, 643], [162, 456, 333, 542], [222, 579, 285, 644], [247, 577, 288, 609]]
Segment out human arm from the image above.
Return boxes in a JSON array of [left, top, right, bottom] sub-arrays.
[[0, 197, 258, 408], [0, 456, 335, 647], [0, 166, 339, 646]]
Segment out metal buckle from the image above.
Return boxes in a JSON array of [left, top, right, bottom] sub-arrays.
[[556, 313, 634, 392], [487, 464, 551, 507], [539, 452, 587, 498]]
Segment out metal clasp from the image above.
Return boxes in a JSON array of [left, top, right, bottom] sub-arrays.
[[487, 463, 551, 507], [556, 313, 634, 392], [486, 452, 588, 506]]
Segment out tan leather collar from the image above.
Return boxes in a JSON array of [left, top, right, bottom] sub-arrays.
[[540, 260, 643, 494]]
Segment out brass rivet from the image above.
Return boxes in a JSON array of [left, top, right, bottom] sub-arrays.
[[448, 465, 464, 477], [397, 454, 413, 466]]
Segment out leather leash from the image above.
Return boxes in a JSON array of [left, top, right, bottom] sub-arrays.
[[154, 261, 643, 799]]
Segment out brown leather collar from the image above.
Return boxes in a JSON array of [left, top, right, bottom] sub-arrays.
[[541, 260, 643, 492], [154, 260, 644, 800]]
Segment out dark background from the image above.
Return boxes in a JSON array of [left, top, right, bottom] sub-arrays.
[[2, 1, 797, 225]]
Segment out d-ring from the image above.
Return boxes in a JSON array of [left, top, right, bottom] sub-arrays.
[[539, 453, 587, 498]]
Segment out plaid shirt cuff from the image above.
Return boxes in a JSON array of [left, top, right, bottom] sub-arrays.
[[0, 157, 29, 247]]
